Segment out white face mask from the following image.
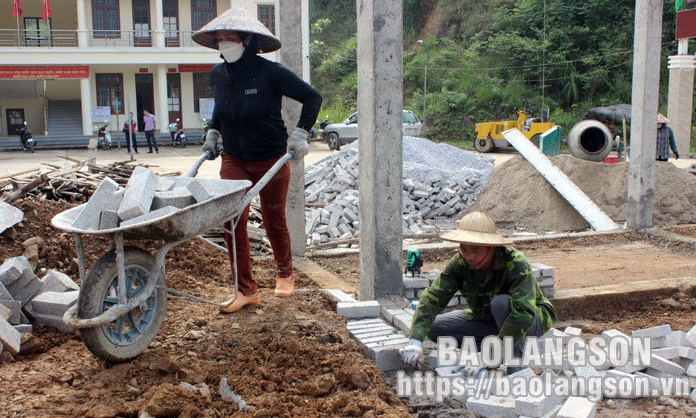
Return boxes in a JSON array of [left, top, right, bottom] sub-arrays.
[[218, 41, 245, 63]]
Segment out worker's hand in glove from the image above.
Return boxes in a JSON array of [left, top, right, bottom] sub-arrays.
[[202, 128, 221, 160], [453, 364, 487, 378], [287, 127, 309, 159], [400, 339, 423, 367], [675, 152, 680, 159]]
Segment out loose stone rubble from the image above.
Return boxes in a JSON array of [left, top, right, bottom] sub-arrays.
[[304, 137, 495, 246], [0, 256, 80, 355]]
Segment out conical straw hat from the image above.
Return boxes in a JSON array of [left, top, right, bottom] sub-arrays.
[[440, 212, 512, 246], [192, 7, 281, 53], [657, 113, 670, 124]]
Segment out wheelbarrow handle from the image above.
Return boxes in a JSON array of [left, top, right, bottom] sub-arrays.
[[240, 152, 294, 208], [186, 150, 215, 177]]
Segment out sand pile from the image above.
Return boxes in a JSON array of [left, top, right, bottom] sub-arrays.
[[470, 154, 696, 233]]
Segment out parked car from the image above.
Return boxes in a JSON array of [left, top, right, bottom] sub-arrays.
[[323, 110, 423, 150]]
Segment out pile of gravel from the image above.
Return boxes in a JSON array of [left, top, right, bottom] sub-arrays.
[[304, 137, 494, 246]]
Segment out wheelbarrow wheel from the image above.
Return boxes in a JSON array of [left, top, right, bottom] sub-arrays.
[[78, 247, 166, 362]]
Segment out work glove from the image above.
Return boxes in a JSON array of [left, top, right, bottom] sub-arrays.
[[287, 127, 310, 159], [202, 128, 221, 160], [675, 152, 680, 159], [400, 339, 423, 367]]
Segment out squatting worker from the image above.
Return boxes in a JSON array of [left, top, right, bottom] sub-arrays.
[[400, 211, 557, 370], [192, 7, 322, 313], [656, 113, 679, 162]]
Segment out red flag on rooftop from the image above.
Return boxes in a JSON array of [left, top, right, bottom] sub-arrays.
[[12, 0, 22, 19], [42, 0, 52, 21]]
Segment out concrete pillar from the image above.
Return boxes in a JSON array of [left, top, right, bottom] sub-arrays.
[[153, 0, 165, 49], [356, 0, 404, 300], [277, 0, 307, 256], [627, 0, 663, 230], [76, 0, 88, 49], [155, 64, 168, 133], [80, 77, 92, 136], [667, 52, 695, 158]]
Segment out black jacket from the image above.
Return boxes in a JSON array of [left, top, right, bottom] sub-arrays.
[[210, 50, 322, 161]]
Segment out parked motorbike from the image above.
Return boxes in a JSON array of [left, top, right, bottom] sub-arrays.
[[168, 118, 187, 147], [97, 120, 112, 150], [309, 115, 329, 141], [19, 121, 35, 153]]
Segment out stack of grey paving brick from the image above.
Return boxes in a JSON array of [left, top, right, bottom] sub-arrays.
[[304, 137, 494, 246], [422, 324, 696, 417], [70, 166, 247, 231], [0, 256, 80, 356], [325, 289, 409, 372]]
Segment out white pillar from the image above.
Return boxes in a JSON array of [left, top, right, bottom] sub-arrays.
[[153, 0, 165, 49], [667, 53, 695, 158], [627, 0, 663, 230], [76, 0, 88, 48], [357, 0, 404, 300], [155, 64, 168, 132], [80, 77, 93, 135]]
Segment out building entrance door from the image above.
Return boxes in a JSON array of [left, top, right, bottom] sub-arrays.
[[6, 109, 25, 136], [135, 74, 154, 132]]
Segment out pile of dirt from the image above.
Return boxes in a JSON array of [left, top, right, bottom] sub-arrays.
[[471, 155, 696, 233], [0, 199, 410, 417]]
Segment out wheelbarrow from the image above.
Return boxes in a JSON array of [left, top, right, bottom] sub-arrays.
[[51, 151, 293, 362]]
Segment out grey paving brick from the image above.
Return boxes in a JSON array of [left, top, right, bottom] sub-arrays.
[[6, 272, 42, 307], [557, 396, 596, 418], [13, 324, 32, 334], [648, 354, 685, 376], [349, 326, 395, 339], [117, 166, 158, 221], [0, 303, 10, 321], [28, 291, 78, 317], [0, 316, 21, 355], [466, 395, 517, 418], [0, 256, 31, 287], [120, 206, 178, 227], [666, 330, 688, 347], [515, 393, 561, 417], [632, 324, 672, 339], [346, 318, 386, 329], [186, 178, 249, 203], [336, 300, 380, 319], [39, 270, 79, 294], [31, 312, 75, 333], [393, 313, 413, 332], [73, 176, 119, 230], [370, 344, 406, 371], [323, 289, 355, 303], [151, 187, 196, 210]]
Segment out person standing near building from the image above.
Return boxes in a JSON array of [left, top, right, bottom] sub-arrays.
[[192, 7, 322, 313], [656, 113, 679, 162], [123, 112, 138, 153], [143, 109, 159, 153]]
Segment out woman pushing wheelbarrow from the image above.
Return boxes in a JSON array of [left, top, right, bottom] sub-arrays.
[[192, 7, 322, 313]]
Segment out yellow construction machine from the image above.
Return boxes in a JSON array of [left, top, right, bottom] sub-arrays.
[[474, 110, 555, 152]]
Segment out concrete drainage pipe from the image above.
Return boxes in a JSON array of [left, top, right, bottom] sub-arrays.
[[567, 119, 614, 162]]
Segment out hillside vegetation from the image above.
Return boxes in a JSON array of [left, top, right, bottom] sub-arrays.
[[309, 0, 679, 143]]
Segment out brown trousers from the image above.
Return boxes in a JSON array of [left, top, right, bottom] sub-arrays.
[[220, 152, 292, 295]]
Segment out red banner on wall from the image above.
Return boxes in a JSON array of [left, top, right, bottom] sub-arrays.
[[177, 64, 215, 73], [0, 65, 90, 79]]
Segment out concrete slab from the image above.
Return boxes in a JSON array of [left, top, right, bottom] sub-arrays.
[[0, 200, 23, 234]]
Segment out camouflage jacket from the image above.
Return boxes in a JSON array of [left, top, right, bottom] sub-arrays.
[[409, 246, 557, 344]]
